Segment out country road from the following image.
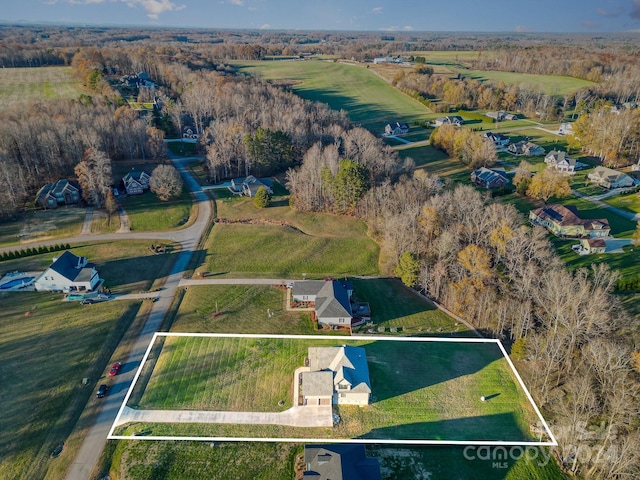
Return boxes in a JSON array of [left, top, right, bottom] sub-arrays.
[[63, 153, 213, 480]]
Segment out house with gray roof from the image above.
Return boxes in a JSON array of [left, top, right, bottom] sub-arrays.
[[302, 345, 371, 406], [545, 150, 576, 173], [123, 170, 151, 195], [587, 166, 635, 189], [36, 179, 80, 209], [34, 251, 101, 293], [470, 167, 509, 189], [303, 444, 381, 480], [230, 175, 274, 198], [292, 280, 353, 328]]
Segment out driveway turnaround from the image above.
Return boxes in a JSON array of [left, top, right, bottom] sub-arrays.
[[115, 405, 333, 428]]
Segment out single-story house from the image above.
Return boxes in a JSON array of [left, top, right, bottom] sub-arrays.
[[545, 150, 576, 173], [587, 166, 635, 189], [470, 167, 509, 189], [508, 141, 545, 157], [36, 179, 80, 209], [123, 170, 151, 195], [529, 204, 610, 238], [434, 115, 464, 127], [302, 345, 371, 406], [384, 122, 410, 135], [292, 280, 354, 328], [34, 251, 101, 293], [229, 175, 273, 198], [486, 111, 520, 122], [303, 444, 381, 480], [580, 238, 607, 254], [484, 132, 511, 146]]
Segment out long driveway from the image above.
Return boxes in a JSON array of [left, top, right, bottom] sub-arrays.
[[64, 155, 212, 480]]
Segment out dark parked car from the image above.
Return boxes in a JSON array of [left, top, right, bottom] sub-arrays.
[[109, 362, 122, 376], [96, 384, 108, 398]]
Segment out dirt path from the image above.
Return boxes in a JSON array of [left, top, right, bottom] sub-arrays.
[[79, 207, 94, 235]]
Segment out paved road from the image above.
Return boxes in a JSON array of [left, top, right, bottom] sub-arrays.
[[64, 154, 212, 480], [572, 190, 640, 222]]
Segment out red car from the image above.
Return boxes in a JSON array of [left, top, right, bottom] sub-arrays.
[[109, 362, 122, 376]]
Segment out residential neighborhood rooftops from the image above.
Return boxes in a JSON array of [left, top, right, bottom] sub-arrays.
[[308, 345, 371, 395], [303, 444, 381, 480], [531, 204, 609, 230]]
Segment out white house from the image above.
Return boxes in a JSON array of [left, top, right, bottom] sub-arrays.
[[34, 251, 101, 293], [384, 122, 410, 135], [545, 150, 576, 173], [558, 123, 574, 135], [588, 166, 635, 189], [302, 345, 371, 406], [434, 116, 464, 127]]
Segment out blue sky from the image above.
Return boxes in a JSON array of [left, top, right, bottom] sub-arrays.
[[3, 0, 640, 32]]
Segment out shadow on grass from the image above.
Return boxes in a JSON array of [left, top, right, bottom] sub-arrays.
[[360, 412, 530, 442], [365, 340, 504, 403]]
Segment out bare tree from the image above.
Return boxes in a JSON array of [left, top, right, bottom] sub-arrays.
[[150, 164, 183, 201], [74, 148, 112, 208]]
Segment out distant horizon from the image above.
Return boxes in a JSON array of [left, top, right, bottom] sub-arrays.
[[3, 1, 640, 34]]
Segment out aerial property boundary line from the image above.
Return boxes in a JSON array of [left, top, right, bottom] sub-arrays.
[[108, 333, 557, 446]]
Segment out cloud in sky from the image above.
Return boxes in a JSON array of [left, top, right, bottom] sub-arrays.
[[372, 6, 382, 14], [402, 25, 413, 31], [63, 0, 185, 19], [259, 23, 270, 29], [631, 0, 640, 20], [514, 25, 530, 33]]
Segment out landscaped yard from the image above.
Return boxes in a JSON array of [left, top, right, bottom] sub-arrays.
[[232, 59, 431, 131], [120, 336, 542, 443], [120, 189, 193, 232], [603, 191, 640, 215], [0, 66, 86, 111], [0, 292, 141, 480]]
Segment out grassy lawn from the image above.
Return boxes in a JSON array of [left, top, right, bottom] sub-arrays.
[[172, 285, 315, 334], [122, 336, 540, 442], [0, 66, 86, 111], [0, 241, 180, 294], [452, 69, 595, 96], [0, 292, 141, 480], [603, 191, 640, 215], [166, 141, 197, 156], [0, 207, 85, 248], [120, 189, 193, 231], [204, 195, 380, 278], [232, 59, 431, 131], [351, 278, 473, 336], [559, 196, 636, 238], [396, 145, 470, 183]]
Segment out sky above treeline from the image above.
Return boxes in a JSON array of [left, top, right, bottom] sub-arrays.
[[3, 0, 640, 33]]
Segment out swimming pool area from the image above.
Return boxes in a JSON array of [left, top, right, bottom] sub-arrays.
[[0, 274, 36, 290]]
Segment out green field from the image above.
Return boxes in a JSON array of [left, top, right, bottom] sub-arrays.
[[120, 189, 193, 232], [453, 69, 595, 96], [0, 292, 141, 480], [0, 66, 86, 110], [603, 192, 640, 215], [122, 336, 540, 442], [232, 59, 431, 131], [205, 195, 379, 277]]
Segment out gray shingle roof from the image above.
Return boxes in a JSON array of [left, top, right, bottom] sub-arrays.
[[302, 371, 334, 397], [303, 444, 381, 480], [315, 281, 352, 319]]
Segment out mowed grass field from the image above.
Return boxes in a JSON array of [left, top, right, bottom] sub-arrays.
[[0, 292, 141, 480], [119, 188, 194, 232], [204, 195, 379, 277], [122, 336, 540, 442], [0, 207, 85, 247], [232, 59, 431, 131], [0, 66, 85, 110]]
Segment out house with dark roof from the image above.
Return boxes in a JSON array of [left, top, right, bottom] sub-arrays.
[[36, 179, 80, 209], [123, 171, 151, 195], [508, 141, 545, 156], [470, 167, 509, 189], [302, 345, 371, 406], [484, 132, 511, 146], [34, 251, 101, 293], [434, 115, 464, 127], [292, 280, 353, 328], [587, 166, 635, 189], [384, 121, 410, 135], [303, 444, 381, 480], [529, 204, 610, 238], [579, 238, 607, 254]]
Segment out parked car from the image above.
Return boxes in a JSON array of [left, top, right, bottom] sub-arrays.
[[96, 384, 108, 398], [80, 299, 94, 305], [109, 362, 122, 376]]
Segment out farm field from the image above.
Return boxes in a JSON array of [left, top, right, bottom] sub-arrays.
[[232, 59, 431, 131], [119, 335, 543, 443], [0, 291, 141, 480], [452, 69, 596, 96], [0, 66, 86, 110], [204, 194, 379, 278]]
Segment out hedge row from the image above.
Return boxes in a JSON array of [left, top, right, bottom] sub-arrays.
[[0, 243, 71, 262]]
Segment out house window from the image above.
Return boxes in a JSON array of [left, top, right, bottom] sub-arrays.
[[338, 384, 349, 390], [340, 393, 346, 398]]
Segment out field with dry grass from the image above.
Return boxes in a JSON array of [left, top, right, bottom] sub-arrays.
[[0, 67, 85, 110]]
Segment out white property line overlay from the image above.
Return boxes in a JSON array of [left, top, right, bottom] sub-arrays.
[[108, 333, 557, 446]]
